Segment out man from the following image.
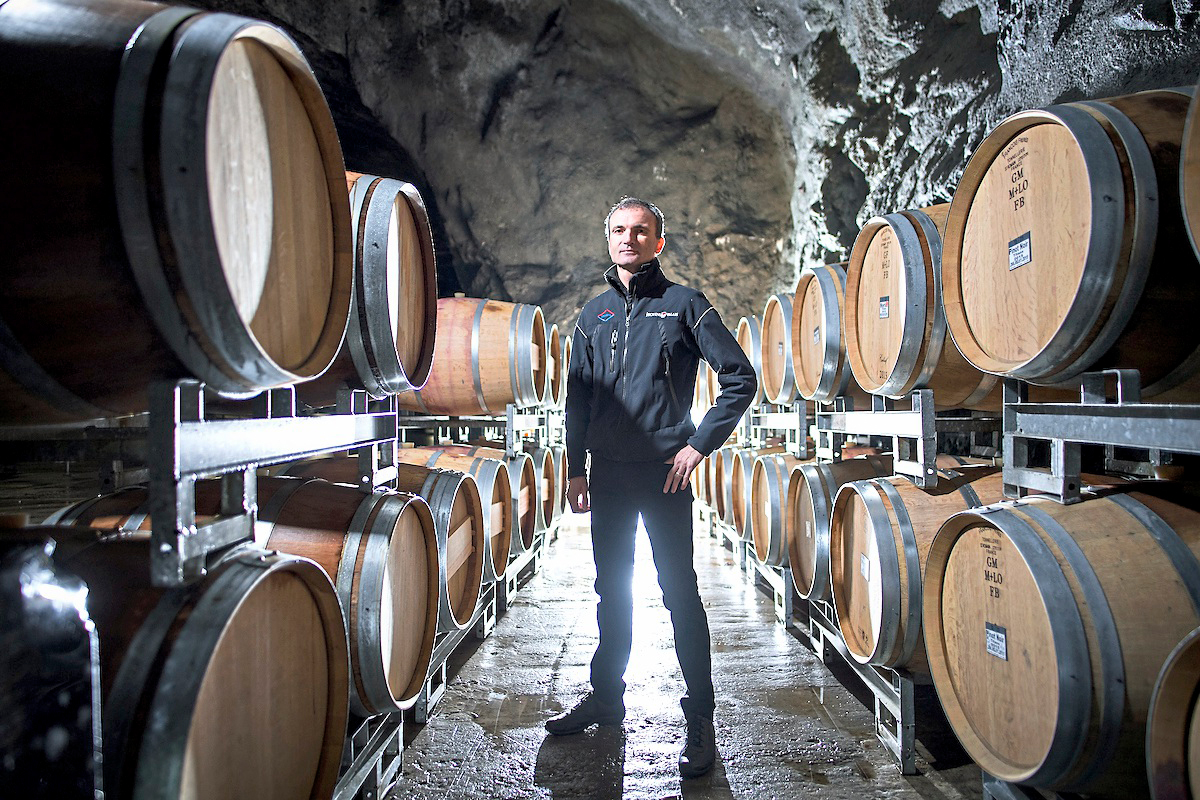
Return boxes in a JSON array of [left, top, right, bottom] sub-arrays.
[[547, 197, 756, 779]]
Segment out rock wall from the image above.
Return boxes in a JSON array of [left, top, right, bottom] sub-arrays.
[[196, 0, 1200, 328]]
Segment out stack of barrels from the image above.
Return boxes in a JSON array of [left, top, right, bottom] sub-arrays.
[[0, 1, 568, 798], [693, 82, 1200, 800]]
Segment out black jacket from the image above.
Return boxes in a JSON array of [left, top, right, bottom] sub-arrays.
[[565, 259, 757, 478]]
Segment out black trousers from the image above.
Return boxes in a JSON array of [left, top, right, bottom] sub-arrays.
[[587, 456, 715, 719]]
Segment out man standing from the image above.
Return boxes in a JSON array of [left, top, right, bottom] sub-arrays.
[[546, 197, 756, 779]]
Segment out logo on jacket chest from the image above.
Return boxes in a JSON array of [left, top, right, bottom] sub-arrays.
[[597, 309, 615, 322], [645, 311, 679, 319]]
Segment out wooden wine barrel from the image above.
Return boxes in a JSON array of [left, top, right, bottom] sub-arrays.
[[1185, 86, 1200, 264], [732, 446, 786, 539], [546, 323, 564, 409], [0, 0, 353, 423], [49, 477, 440, 717], [846, 204, 1001, 410], [924, 488, 1200, 796], [392, 447, 513, 583], [548, 444, 567, 523], [692, 360, 714, 414], [299, 173, 437, 404], [475, 437, 560, 534], [437, 444, 538, 556], [285, 460, 485, 633], [1148, 625, 1200, 800], [559, 331, 572, 410], [712, 446, 737, 525], [524, 444, 558, 534], [735, 316, 765, 406], [693, 451, 711, 506], [750, 453, 806, 565], [830, 466, 1004, 670], [792, 264, 873, 407], [398, 298, 547, 414], [943, 88, 1200, 399], [761, 293, 797, 405], [44, 532, 348, 800], [787, 455, 893, 601]]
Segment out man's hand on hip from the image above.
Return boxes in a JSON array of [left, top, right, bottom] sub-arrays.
[[664, 445, 703, 493], [567, 476, 591, 513]]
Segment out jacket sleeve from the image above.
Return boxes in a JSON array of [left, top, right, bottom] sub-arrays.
[[686, 299, 756, 456], [564, 317, 593, 478]]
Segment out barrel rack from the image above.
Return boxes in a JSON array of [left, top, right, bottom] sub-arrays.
[[0, 383, 562, 800], [813, 389, 1001, 488], [1003, 370, 1200, 502]]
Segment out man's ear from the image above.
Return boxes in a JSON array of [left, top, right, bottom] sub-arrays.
[[655, 237, 665, 256]]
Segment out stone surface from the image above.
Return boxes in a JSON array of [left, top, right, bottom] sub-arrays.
[[390, 514, 982, 798], [194, 0, 1200, 329]]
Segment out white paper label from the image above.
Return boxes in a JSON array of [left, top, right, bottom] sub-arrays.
[[1008, 232, 1032, 271], [860, 553, 870, 581], [805, 520, 812, 539], [878, 296, 890, 319], [986, 622, 1008, 661]]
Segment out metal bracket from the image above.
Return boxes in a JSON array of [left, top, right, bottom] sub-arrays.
[[413, 581, 499, 723], [505, 404, 547, 457], [147, 380, 398, 587], [333, 714, 404, 800], [1003, 371, 1200, 503], [749, 558, 795, 627], [981, 773, 1083, 800], [815, 390, 999, 487], [747, 400, 808, 459], [807, 599, 917, 774]]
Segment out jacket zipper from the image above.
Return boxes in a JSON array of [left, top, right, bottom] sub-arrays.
[[621, 287, 634, 400], [609, 329, 618, 371], [664, 347, 680, 407]]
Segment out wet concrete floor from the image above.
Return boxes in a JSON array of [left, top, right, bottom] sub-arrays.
[[393, 511, 984, 799]]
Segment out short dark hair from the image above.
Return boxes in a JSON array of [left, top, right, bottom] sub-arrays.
[[604, 196, 665, 240]]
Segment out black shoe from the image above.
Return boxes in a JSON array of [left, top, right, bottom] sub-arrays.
[[679, 716, 716, 778], [545, 692, 625, 735]]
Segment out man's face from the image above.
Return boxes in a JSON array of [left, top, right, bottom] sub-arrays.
[[607, 206, 664, 268]]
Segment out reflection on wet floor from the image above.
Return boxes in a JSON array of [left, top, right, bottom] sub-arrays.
[[394, 513, 982, 799]]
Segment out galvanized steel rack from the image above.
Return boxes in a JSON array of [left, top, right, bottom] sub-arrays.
[[498, 525, 549, 613], [144, 381, 400, 586], [337, 402, 558, 799], [981, 773, 1081, 800], [1003, 370, 1200, 503], [814, 389, 1000, 487], [805, 597, 919, 774], [334, 714, 405, 800], [743, 400, 809, 458], [0, 380, 399, 586], [411, 581, 500, 724], [701, 497, 795, 624], [396, 404, 563, 458], [747, 553, 794, 626]]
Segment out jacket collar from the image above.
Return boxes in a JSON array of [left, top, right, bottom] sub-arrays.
[[604, 258, 668, 299]]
